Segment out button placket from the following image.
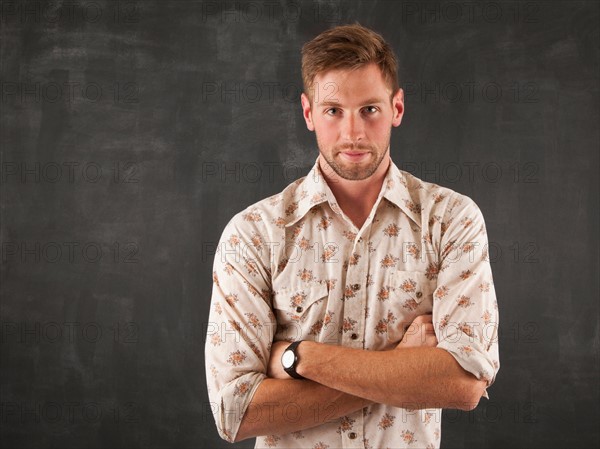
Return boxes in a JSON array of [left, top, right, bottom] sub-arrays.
[[343, 238, 368, 348], [342, 414, 365, 449]]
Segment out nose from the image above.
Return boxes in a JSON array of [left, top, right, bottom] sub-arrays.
[[341, 113, 365, 142]]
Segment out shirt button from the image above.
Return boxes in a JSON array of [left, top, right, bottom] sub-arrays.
[[352, 283, 361, 291], [416, 291, 423, 298], [348, 432, 357, 439], [351, 333, 359, 340], [295, 306, 303, 313]]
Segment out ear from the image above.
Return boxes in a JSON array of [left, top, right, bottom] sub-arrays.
[[391, 88, 405, 127], [301, 92, 315, 131]]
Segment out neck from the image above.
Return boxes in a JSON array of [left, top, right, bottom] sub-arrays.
[[319, 153, 391, 229]]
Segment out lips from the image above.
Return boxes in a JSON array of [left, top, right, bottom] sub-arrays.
[[340, 151, 369, 162]]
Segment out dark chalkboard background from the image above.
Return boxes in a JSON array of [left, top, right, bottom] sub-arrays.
[[1, 1, 598, 448]]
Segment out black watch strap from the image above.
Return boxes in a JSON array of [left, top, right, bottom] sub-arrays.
[[282, 340, 304, 379]]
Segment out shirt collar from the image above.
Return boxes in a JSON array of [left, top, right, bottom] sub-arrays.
[[285, 155, 422, 228]]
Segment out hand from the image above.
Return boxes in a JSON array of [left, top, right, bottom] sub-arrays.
[[396, 313, 438, 349], [267, 340, 292, 379]]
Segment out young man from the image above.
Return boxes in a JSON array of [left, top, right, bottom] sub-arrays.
[[205, 24, 499, 449]]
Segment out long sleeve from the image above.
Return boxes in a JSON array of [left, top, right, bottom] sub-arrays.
[[204, 211, 276, 442], [432, 194, 500, 400]]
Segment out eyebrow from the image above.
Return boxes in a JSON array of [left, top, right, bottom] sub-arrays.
[[319, 97, 386, 107]]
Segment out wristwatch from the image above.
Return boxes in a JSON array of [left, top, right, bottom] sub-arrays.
[[281, 341, 304, 379]]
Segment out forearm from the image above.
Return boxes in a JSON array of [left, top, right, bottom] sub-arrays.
[[235, 377, 369, 442], [297, 342, 486, 411]]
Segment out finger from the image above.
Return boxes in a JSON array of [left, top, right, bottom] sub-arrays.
[[413, 313, 433, 324], [413, 322, 434, 335], [403, 322, 419, 335], [426, 336, 438, 346], [423, 323, 435, 334]]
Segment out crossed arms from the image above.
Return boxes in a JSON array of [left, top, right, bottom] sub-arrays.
[[206, 196, 500, 443], [234, 314, 487, 442]]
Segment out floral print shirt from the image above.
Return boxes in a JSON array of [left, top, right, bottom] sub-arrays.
[[205, 156, 500, 448]]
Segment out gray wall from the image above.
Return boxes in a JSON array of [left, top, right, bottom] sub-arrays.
[[1, 1, 598, 448]]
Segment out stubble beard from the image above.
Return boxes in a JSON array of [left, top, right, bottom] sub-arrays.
[[318, 137, 390, 181]]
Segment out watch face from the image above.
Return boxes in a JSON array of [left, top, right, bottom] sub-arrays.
[[281, 350, 295, 369]]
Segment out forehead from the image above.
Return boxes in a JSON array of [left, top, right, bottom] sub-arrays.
[[312, 63, 390, 105]]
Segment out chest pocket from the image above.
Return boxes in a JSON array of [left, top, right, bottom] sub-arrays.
[[272, 282, 329, 341], [370, 270, 436, 349], [392, 270, 436, 313]]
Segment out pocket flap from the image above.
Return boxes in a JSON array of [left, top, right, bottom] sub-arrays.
[[393, 270, 436, 303], [273, 282, 329, 317]]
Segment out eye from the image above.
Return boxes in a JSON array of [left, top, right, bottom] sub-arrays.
[[326, 108, 339, 116], [363, 106, 378, 114]]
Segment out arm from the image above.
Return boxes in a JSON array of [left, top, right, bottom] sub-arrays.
[[431, 195, 500, 397], [294, 341, 486, 411], [237, 313, 441, 441], [235, 379, 368, 442], [204, 214, 276, 443], [206, 213, 371, 443], [270, 313, 483, 412]]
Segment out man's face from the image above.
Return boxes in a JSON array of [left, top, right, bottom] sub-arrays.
[[301, 63, 404, 181]]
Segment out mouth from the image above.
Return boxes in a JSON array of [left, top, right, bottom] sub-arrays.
[[340, 150, 370, 162]]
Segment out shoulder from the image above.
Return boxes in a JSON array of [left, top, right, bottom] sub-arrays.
[[222, 174, 308, 238], [401, 170, 483, 219], [399, 171, 489, 247]]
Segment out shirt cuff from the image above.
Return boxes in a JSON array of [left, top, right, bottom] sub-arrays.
[[210, 372, 267, 442], [437, 334, 497, 402]]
